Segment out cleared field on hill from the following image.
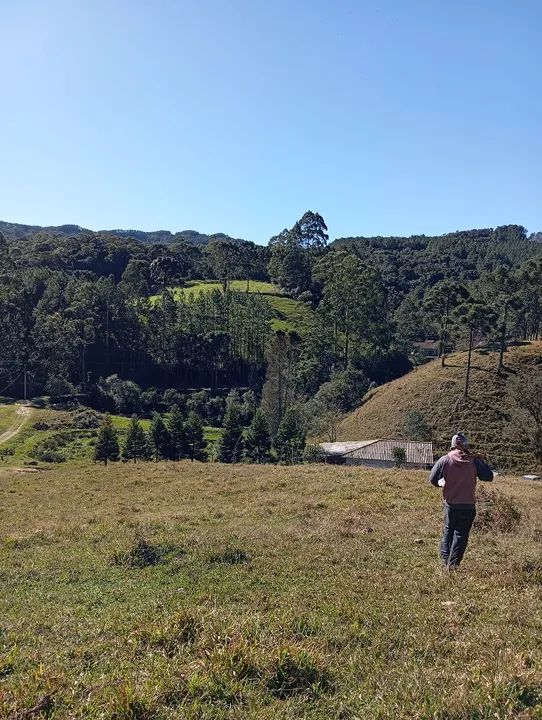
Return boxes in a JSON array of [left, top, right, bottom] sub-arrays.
[[338, 342, 542, 472], [1, 462, 541, 718], [0, 408, 219, 466], [151, 280, 314, 334]]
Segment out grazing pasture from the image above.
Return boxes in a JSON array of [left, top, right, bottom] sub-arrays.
[[1, 462, 541, 718]]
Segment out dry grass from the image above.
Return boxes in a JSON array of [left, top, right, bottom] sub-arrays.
[[338, 342, 542, 471], [0, 461, 541, 718]]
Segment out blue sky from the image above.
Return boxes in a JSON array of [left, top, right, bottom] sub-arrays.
[[1, 1, 541, 243]]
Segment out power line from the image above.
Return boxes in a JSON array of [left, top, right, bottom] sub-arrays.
[[0, 370, 22, 396]]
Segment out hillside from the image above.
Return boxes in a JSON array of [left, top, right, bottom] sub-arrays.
[[1, 461, 541, 718], [337, 342, 542, 471], [0, 219, 247, 246]]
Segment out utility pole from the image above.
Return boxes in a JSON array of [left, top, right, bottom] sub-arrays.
[[23, 363, 27, 401]]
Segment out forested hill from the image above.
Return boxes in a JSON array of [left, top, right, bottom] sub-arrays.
[[0, 220, 246, 246], [335, 226, 542, 266]]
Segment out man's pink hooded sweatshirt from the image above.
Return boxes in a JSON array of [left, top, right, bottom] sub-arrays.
[[429, 449, 494, 505]]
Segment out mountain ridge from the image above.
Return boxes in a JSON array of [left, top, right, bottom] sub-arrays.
[[0, 220, 247, 246]]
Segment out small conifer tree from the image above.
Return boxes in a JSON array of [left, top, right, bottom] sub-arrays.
[[167, 404, 186, 460], [185, 411, 207, 462], [123, 415, 150, 463], [274, 408, 306, 464], [94, 414, 120, 466], [150, 413, 171, 461], [218, 403, 244, 463], [244, 409, 272, 463]]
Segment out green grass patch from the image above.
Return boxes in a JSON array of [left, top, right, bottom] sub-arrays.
[[151, 279, 314, 334], [0, 405, 18, 434], [0, 463, 541, 718], [150, 279, 278, 304]]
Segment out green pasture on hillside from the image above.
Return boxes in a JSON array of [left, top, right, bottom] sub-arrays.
[[150, 280, 314, 334]]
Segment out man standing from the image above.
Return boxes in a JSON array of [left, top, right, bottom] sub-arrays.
[[429, 433, 494, 569]]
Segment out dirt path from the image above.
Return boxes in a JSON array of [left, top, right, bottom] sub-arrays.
[[0, 405, 33, 445]]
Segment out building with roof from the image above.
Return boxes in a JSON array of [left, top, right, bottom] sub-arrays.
[[319, 439, 433, 469], [412, 340, 440, 358]]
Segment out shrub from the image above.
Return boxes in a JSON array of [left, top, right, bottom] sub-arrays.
[[46, 375, 75, 397], [71, 408, 102, 429], [474, 486, 521, 533], [111, 539, 163, 568], [31, 431, 72, 462], [39, 451, 66, 464], [392, 446, 406, 468], [110, 537, 184, 568]]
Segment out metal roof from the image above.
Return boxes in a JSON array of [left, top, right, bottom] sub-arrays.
[[320, 439, 433, 465], [320, 441, 377, 456]]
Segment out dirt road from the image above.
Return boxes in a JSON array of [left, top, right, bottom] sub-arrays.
[[0, 405, 33, 445]]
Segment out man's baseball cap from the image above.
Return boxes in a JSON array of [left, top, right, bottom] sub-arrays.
[[451, 433, 468, 449]]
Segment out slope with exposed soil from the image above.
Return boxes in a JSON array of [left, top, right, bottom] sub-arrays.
[[337, 342, 542, 471]]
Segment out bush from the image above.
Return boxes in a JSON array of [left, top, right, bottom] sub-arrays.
[[163, 388, 185, 412], [110, 537, 185, 568], [46, 375, 75, 397], [39, 450, 66, 464], [103, 375, 142, 415], [71, 408, 102, 429], [111, 538, 163, 568], [392, 446, 406, 468], [303, 444, 325, 463], [31, 431, 72, 463], [474, 486, 521, 533]]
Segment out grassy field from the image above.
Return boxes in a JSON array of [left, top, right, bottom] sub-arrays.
[[150, 280, 314, 334], [338, 342, 542, 471], [1, 461, 541, 718]]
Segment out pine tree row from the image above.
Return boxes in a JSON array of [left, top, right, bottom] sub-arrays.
[[93, 405, 207, 465]]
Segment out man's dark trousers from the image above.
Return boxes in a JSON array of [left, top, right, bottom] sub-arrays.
[[440, 503, 476, 567]]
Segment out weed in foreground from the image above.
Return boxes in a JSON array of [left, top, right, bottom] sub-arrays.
[[135, 611, 201, 656], [108, 684, 153, 720], [267, 647, 331, 699], [209, 546, 251, 565], [110, 536, 184, 568]]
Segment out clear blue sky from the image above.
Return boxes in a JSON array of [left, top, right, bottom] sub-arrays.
[[1, 1, 541, 243]]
